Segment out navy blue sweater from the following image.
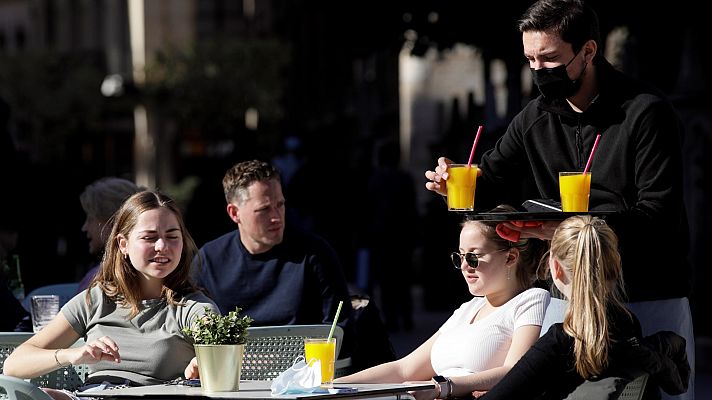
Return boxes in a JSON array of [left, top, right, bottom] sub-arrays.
[[193, 227, 351, 327]]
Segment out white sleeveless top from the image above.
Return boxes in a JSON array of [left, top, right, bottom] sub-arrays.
[[430, 287, 549, 377]]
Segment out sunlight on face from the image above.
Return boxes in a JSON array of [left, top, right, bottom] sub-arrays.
[[458, 223, 511, 297], [120, 208, 183, 284], [236, 179, 285, 254]]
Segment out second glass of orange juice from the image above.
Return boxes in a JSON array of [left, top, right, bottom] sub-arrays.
[[559, 172, 592, 212]]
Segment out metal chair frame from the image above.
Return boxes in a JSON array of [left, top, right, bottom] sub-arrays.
[[617, 373, 649, 400], [0, 374, 54, 400], [0, 333, 89, 391], [541, 297, 567, 337], [242, 324, 345, 381]]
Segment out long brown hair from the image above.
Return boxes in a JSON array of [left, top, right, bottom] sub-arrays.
[[88, 190, 199, 318], [550, 215, 630, 378]]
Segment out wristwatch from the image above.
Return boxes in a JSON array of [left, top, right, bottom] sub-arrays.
[[432, 375, 452, 399]]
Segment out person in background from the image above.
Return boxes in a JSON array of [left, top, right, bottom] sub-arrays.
[[480, 216, 689, 399], [424, 1, 693, 398], [192, 160, 352, 343], [336, 205, 549, 400], [76, 177, 141, 292], [3, 191, 218, 398]]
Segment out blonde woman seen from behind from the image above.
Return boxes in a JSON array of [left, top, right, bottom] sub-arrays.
[[336, 205, 550, 400]]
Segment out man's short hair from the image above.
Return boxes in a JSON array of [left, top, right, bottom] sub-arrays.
[[222, 160, 281, 204], [517, 0, 601, 58]]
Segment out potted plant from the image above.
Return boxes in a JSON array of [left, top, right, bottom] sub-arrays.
[[183, 307, 253, 392]]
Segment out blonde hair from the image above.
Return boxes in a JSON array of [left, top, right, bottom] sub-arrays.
[[88, 190, 199, 318], [550, 215, 630, 378]]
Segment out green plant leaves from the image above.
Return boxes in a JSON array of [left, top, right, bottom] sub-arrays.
[[183, 307, 253, 345]]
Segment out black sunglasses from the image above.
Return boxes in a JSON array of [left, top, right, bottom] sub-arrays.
[[450, 248, 509, 269]]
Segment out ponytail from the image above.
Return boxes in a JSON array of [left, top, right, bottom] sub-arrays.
[[550, 216, 629, 378]]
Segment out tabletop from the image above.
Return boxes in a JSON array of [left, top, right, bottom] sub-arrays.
[[85, 380, 433, 400]]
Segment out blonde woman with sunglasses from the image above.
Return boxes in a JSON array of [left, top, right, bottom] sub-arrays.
[[336, 205, 549, 400]]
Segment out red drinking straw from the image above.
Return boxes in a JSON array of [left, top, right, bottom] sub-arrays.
[[467, 125, 483, 167], [583, 134, 601, 174]]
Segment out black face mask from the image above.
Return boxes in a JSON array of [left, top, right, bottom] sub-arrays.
[[531, 51, 586, 99]]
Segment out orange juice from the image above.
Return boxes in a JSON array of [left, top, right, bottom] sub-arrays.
[[304, 338, 336, 384], [559, 172, 592, 212], [447, 164, 478, 211]]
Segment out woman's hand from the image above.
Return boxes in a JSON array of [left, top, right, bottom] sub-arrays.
[[184, 357, 200, 379], [424, 157, 453, 196], [69, 336, 121, 365]]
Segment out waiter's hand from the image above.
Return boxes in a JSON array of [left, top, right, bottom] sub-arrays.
[[498, 220, 560, 241], [424, 157, 453, 196]]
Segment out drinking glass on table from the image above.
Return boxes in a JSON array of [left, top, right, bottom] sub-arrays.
[[304, 337, 336, 385], [30, 294, 60, 333]]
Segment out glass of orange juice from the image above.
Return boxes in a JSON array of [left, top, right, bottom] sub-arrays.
[[446, 164, 478, 211], [559, 172, 592, 212], [304, 337, 336, 384]]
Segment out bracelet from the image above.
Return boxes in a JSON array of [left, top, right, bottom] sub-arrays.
[[54, 349, 68, 368], [445, 377, 453, 399]]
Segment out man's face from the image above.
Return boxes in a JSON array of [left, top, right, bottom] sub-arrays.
[[523, 30, 576, 73], [231, 179, 286, 254], [82, 214, 106, 255]]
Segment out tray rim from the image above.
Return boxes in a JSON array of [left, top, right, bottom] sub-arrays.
[[461, 210, 617, 221]]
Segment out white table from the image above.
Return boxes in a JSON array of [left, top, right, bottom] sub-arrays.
[[87, 380, 433, 400]]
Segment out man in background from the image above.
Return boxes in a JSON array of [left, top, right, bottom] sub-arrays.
[[193, 160, 352, 335]]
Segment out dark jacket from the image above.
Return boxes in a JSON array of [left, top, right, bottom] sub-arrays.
[[631, 331, 690, 396], [477, 59, 689, 302]]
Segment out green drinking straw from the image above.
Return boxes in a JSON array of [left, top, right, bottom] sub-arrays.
[[327, 300, 344, 341]]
